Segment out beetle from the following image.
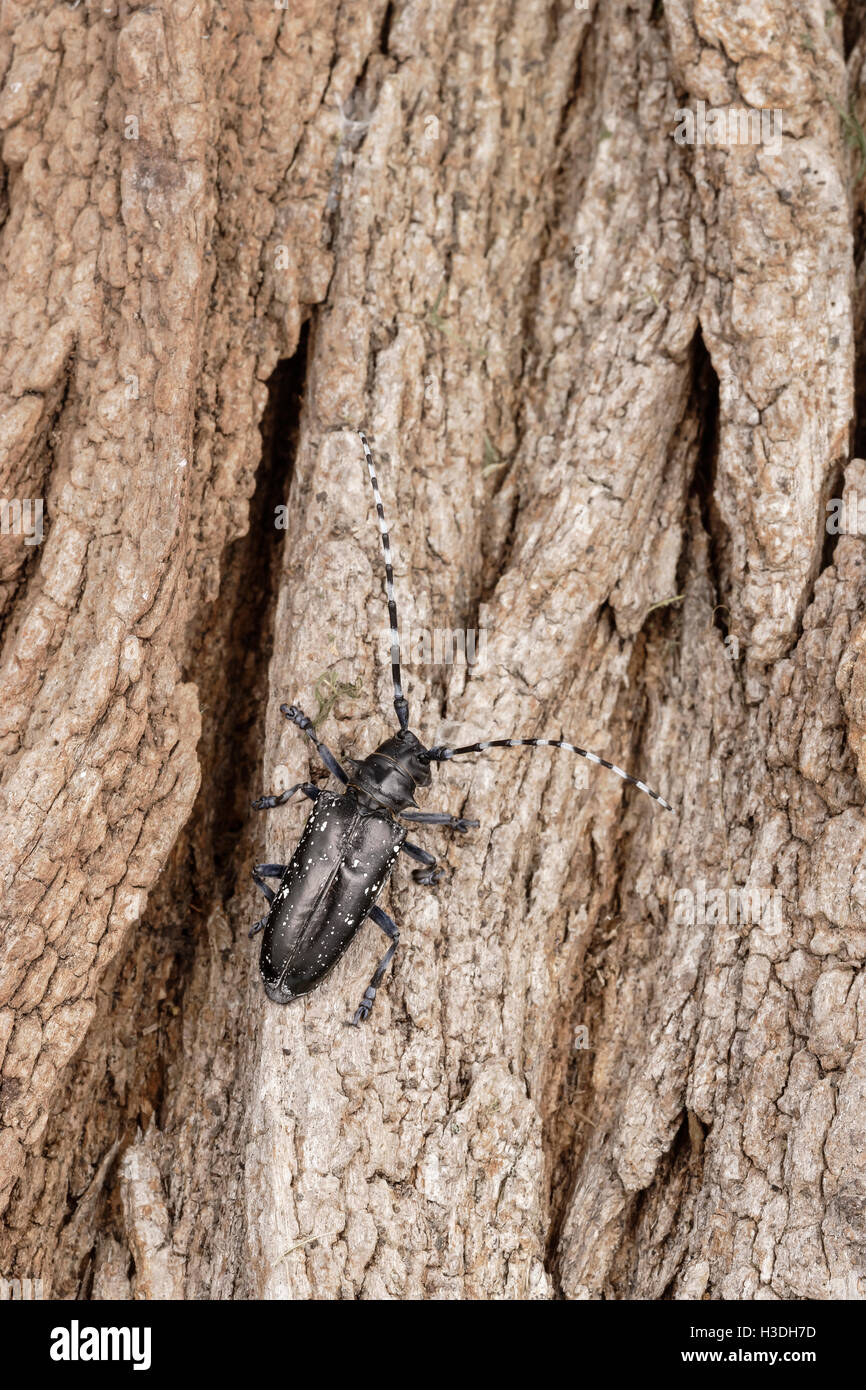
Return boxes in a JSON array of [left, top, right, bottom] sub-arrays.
[[250, 431, 673, 1025]]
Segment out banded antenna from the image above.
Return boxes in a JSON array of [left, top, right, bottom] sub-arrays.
[[359, 431, 410, 731], [424, 737, 673, 812]]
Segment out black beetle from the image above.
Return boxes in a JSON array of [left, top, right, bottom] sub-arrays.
[[250, 431, 672, 1025]]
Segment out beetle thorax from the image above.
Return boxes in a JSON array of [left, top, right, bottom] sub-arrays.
[[346, 729, 432, 812]]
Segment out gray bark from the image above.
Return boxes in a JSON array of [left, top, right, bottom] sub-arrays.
[[1, 0, 865, 1300]]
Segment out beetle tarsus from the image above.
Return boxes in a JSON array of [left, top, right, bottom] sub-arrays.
[[281, 703, 309, 728], [345, 920, 399, 1026], [252, 781, 321, 812], [280, 704, 350, 786], [348, 986, 377, 1027], [412, 866, 443, 886]]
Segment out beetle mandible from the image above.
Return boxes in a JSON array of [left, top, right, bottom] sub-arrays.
[[250, 431, 673, 1025]]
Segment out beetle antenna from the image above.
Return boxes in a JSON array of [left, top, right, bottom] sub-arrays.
[[424, 737, 673, 812], [359, 430, 410, 731]]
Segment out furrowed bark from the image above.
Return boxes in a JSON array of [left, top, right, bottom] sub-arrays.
[[1, 0, 864, 1301]]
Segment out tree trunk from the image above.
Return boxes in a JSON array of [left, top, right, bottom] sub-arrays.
[[1, 0, 865, 1301]]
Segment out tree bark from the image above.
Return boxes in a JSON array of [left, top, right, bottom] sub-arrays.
[[1, 0, 865, 1300]]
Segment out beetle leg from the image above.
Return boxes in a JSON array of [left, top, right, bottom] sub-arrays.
[[402, 840, 435, 863], [368, 904, 399, 938], [401, 840, 444, 886], [280, 704, 350, 785], [251, 781, 320, 811], [252, 866, 283, 903], [399, 809, 480, 833], [348, 905, 399, 1027], [249, 915, 268, 939]]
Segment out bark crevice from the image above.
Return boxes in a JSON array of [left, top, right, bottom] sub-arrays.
[[1, 0, 864, 1302]]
